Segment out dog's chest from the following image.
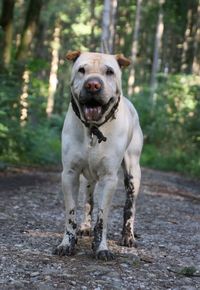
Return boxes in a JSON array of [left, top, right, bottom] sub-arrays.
[[82, 141, 109, 180]]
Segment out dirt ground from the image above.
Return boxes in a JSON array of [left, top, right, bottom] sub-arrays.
[[0, 167, 200, 290]]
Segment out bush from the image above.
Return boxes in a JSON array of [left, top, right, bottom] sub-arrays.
[[0, 71, 62, 167], [0, 121, 61, 166], [131, 74, 200, 177]]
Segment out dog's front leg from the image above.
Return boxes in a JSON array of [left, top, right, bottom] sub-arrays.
[[78, 179, 95, 236], [53, 169, 79, 256], [92, 174, 118, 261]]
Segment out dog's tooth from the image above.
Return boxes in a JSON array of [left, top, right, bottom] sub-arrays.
[[89, 108, 94, 119], [91, 107, 102, 121], [84, 107, 92, 120], [97, 106, 102, 115], [92, 108, 97, 120], [83, 106, 102, 121]]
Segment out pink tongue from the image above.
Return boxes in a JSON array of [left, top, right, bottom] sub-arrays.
[[83, 106, 102, 121]]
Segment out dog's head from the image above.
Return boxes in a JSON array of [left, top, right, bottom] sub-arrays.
[[66, 51, 131, 124]]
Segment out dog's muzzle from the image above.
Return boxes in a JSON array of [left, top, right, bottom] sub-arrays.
[[71, 76, 120, 143], [79, 77, 106, 122]]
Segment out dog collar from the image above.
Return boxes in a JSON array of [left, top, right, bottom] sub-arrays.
[[71, 95, 120, 143]]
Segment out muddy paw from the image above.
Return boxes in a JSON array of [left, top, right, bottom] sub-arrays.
[[120, 235, 137, 248], [95, 250, 115, 261], [52, 243, 75, 256], [77, 225, 92, 237]]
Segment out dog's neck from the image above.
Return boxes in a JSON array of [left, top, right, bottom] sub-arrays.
[[70, 95, 120, 143]]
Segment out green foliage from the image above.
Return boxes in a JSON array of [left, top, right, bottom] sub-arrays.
[[131, 74, 200, 177], [179, 266, 198, 277], [0, 120, 61, 166], [0, 69, 61, 166], [17, 123, 61, 165]]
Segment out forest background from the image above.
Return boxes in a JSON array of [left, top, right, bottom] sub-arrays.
[[0, 0, 199, 177]]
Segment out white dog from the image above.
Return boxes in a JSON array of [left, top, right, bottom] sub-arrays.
[[53, 51, 143, 260]]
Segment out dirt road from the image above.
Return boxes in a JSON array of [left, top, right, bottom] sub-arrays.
[[0, 168, 200, 289]]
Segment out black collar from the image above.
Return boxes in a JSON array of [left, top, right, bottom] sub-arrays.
[[71, 95, 120, 143]]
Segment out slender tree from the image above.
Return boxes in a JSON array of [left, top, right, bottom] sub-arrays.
[[0, 0, 15, 69], [101, 0, 118, 53], [181, 4, 194, 73], [192, 1, 200, 75], [90, 0, 96, 51], [109, 0, 118, 53], [46, 20, 61, 117], [128, 0, 143, 96], [16, 0, 43, 61], [150, 0, 165, 103]]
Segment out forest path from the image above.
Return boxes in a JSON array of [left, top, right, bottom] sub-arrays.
[[0, 168, 200, 290]]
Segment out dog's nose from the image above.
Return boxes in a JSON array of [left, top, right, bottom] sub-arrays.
[[84, 78, 102, 93]]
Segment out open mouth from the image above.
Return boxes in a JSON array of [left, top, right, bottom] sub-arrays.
[[81, 99, 105, 122]]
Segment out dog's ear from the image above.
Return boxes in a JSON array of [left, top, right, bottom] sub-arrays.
[[115, 54, 131, 68], [66, 50, 81, 62]]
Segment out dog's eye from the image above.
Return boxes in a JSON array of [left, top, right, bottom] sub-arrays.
[[78, 67, 85, 74], [106, 67, 114, 76]]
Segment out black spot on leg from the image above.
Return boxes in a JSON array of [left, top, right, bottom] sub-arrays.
[[123, 174, 135, 220], [88, 192, 93, 217], [92, 210, 103, 252], [124, 174, 134, 194], [69, 219, 77, 230], [53, 231, 77, 256], [65, 231, 77, 244], [69, 209, 75, 215], [122, 174, 136, 246], [68, 209, 77, 230]]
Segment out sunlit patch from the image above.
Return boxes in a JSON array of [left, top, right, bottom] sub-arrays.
[[23, 230, 62, 238], [20, 69, 30, 125]]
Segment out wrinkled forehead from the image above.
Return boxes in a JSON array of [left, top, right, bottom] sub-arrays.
[[73, 52, 120, 72]]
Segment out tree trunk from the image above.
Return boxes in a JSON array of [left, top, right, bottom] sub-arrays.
[[109, 0, 118, 53], [46, 21, 61, 118], [150, 0, 165, 103], [16, 0, 43, 61], [128, 0, 143, 97], [101, 0, 118, 53], [181, 6, 193, 73], [192, 1, 200, 75], [90, 0, 96, 51], [0, 0, 15, 69]]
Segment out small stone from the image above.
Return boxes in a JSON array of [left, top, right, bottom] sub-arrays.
[[70, 281, 76, 286], [11, 280, 24, 287], [65, 274, 76, 278], [120, 263, 129, 268], [30, 272, 40, 277], [140, 254, 153, 263]]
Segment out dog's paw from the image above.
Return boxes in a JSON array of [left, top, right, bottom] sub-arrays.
[[95, 250, 115, 261], [52, 243, 76, 256], [77, 224, 92, 237], [120, 235, 137, 248]]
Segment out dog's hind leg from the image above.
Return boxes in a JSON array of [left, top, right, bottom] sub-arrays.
[[53, 169, 80, 256], [78, 178, 95, 236], [121, 130, 142, 247]]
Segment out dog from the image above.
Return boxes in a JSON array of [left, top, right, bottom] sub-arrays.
[[53, 51, 143, 261]]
